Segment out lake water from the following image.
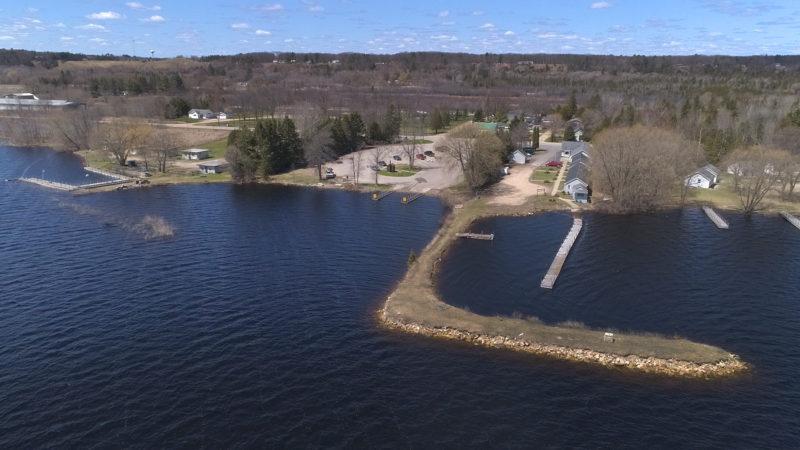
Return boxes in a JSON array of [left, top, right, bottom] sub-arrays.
[[1, 146, 799, 448]]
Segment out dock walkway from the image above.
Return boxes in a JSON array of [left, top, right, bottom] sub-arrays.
[[455, 233, 494, 241], [781, 211, 800, 230], [703, 206, 729, 229], [540, 216, 583, 289], [19, 167, 131, 192]]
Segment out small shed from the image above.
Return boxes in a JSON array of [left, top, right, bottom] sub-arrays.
[[198, 160, 229, 174], [509, 149, 527, 165], [685, 164, 720, 189], [181, 148, 210, 160]]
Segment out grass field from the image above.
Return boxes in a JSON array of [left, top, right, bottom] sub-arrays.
[[203, 138, 228, 159], [530, 166, 559, 184], [379, 164, 419, 177]]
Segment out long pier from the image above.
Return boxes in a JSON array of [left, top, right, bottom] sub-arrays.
[[18, 177, 77, 191], [703, 206, 729, 229], [18, 167, 130, 192], [540, 216, 583, 289], [781, 211, 800, 230], [456, 232, 494, 241]]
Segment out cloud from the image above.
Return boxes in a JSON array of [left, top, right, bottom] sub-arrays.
[[479, 22, 495, 30], [144, 15, 165, 22], [255, 29, 271, 35], [438, 10, 449, 17], [431, 34, 458, 41], [699, 0, 781, 16], [0, 35, 15, 41], [231, 22, 250, 29], [261, 3, 284, 12], [87, 11, 121, 20], [307, 4, 324, 12], [504, 30, 515, 36], [76, 23, 107, 31], [591, 1, 611, 8], [60, 36, 74, 41], [126, 2, 161, 10]]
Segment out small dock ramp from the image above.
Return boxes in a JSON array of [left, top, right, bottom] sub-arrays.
[[456, 233, 494, 241], [703, 206, 729, 229], [372, 191, 392, 201]]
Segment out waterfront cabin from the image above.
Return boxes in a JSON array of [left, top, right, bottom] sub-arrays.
[[181, 148, 210, 160], [509, 149, 527, 165], [685, 164, 720, 189], [198, 160, 229, 174], [563, 160, 590, 203], [188, 109, 215, 120]]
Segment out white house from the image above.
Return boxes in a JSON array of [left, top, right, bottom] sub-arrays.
[[686, 164, 720, 189], [563, 160, 590, 203], [509, 149, 527, 165], [218, 112, 229, 120], [562, 141, 589, 160], [198, 160, 229, 174], [188, 109, 215, 120], [181, 148, 210, 160]]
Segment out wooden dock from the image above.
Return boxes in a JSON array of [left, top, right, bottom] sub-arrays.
[[456, 233, 494, 241], [540, 217, 583, 290], [18, 177, 77, 191], [703, 206, 729, 229], [18, 168, 130, 192], [781, 211, 800, 230], [372, 191, 392, 201], [401, 192, 425, 204]]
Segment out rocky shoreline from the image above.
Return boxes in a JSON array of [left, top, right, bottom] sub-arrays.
[[380, 313, 748, 378]]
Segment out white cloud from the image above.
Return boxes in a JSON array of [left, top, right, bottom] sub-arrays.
[[60, 36, 74, 41], [76, 23, 107, 31], [261, 3, 283, 12], [307, 4, 324, 12], [284, 38, 294, 42], [479, 22, 495, 29], [144, 15, 165, 22], [87, 11, 121, 20], [438, 10, 449, 17], [255, 29, 271, 35], [591, 2, 611, 9], [504, 30, 515, 36], [126, 1, 143, 8], [431, 34, 458, 41], [231, 23, 250, 29], [0, 35, 15, 40], [54, 22, 66, 28]]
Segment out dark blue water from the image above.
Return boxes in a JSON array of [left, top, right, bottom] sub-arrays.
[[2, 147, 800, 448]]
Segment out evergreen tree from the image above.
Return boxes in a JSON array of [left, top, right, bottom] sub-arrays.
[[531, 127, 540, 150], [564, 125, 576, 142], [561, 91, 578, 121], [473, 108, 484, 122]]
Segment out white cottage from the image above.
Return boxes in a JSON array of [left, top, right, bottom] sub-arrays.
[[509, 149, 527, 165], [686, 164, 720, 189]]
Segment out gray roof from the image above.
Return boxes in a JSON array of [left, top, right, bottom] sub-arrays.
[[701, 164, 720, 176], [198, 159, 229, 168], [562, 141, 589, 153], [189, 109, 214, 115], [566, 160, 589, 184], [182, 148, 209, 154], [571, 152, 589, 164]]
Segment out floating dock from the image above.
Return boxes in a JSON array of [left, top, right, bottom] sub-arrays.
[[372, 191, 392, 201], [401, 192, 425, 204], [18, 167, 130, 192], [781, 211, 800, 230], [540, 216, 583, 290], [455, 233, 495, 241], [703, 206, 729, 229]]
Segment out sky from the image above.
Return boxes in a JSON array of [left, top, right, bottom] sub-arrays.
[[1, 0, 800, 57]]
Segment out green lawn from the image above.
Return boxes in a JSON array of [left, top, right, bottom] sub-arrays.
[[172, 117, 201, 124], [203, 137, 228, 159], [380, 164, 419, 177], [530, 166, 560, 184]]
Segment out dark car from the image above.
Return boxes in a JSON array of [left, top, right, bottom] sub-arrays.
[[423, 150, 435, 157], [545, 160, 563, 167], [392, 155, 402, 161], [378, 160, 388, 167]]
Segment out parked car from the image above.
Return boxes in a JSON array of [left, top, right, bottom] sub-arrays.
[[423, 150, 435, 157], [378, 160, 388, 167], [415, 154, 426, 160], [545, 160, 563, 168], [324, 167, 336, 179], [369, 165, 380, 171], [392, 155, 402, 161]]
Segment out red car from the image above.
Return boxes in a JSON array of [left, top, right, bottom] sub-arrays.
[[415, 154, 427, 160], [545, 160, 562, 167]]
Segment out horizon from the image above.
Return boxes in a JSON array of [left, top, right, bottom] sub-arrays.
[[2, 0, 800, 57]]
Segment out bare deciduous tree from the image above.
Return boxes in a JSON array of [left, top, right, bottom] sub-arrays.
[[592, 125, 700, 212], [726, 145, 787, 214], [369, 146, 387, 184], [93, 120, 152, 166], [350, 149, 363, 185], [150, 129, 183, 173], [51, 108, 97, 152], [440, 123, 504, 191]]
